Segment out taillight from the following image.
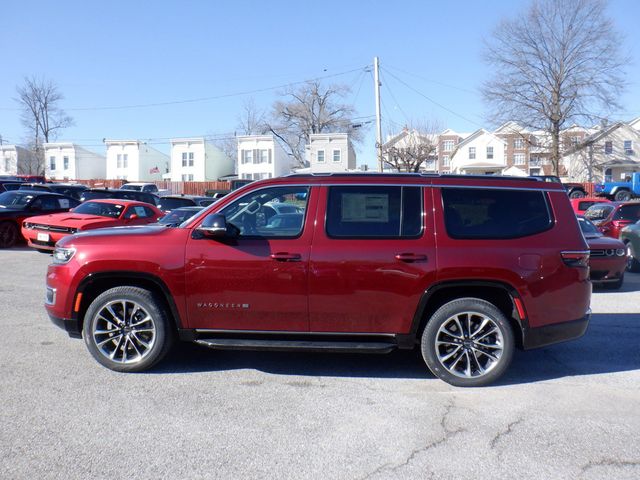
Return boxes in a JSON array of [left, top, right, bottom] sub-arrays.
[[561, 250, 590, 268], [612, 220, 631, 228]]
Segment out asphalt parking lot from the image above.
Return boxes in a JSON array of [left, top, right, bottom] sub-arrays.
[[1, 247, 639, 480]]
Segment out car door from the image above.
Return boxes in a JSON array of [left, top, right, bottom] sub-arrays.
[[184, 183, 316, 331], [308, 183, 437, 334]]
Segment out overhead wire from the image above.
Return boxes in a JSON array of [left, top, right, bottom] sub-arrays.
[[0, 65, 371, 112]]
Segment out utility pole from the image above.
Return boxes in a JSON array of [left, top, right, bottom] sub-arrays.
[[374, 57, 383, 172]]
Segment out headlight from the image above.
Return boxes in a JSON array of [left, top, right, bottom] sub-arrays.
[[616, 248, 626, 257], [52, 247, 76, 264]]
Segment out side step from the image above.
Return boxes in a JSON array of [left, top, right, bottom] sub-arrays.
[[194, 338, 396, 354]]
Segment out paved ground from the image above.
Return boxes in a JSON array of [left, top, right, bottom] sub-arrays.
[[0, 246, 639, 479]]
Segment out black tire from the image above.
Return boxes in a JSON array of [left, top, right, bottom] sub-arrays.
[[569, 189, 586, 199], [626, 242, 640, 273], [421, 298, 515, 387], [83, 286, 175, 372], [603, 275, 624, 290], [614, 190, 632, 202], [0, 221, 19, 248]]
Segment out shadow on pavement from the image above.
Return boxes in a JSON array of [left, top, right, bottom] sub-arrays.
[[151, 313, 640, 384]]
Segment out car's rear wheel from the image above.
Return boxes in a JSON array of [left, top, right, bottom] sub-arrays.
[[421, 298, 514, 387], [0, 221, 19, 248], [83, 286, 174, 372], [615, 190, 632, 202]]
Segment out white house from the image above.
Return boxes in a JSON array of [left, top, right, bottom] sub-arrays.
[[0, 145, 36, 176], [450, 129, 507, 175], [381, 129, 438, 172], [105, 140, 169, 181], [237, 135, 294, 180], [44, 143, 106, 180], [563, 122, 640, 182], [170, 138, 234, 182], [306, 133, 356, 173]]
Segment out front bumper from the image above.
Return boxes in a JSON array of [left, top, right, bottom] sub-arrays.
[[48, 313, 82, 338], [522, 311, 590, 350]]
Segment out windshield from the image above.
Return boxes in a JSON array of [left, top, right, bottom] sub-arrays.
[[72, 201, 124, 218], [121, 184, 142, 191], [159, 207, 203, 225], [578, 217, 601, 237], [614, 204, 640, 221], [584, 204, 613, 221], [0, 191, 35, 208]]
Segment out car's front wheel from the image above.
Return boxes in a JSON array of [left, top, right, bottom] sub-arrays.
[[83, 286, 174, 372], [421, 298, 515, 387], [569, 190, 585, 199], [0, 221, 19, 248], [626, 242, 640, 273]]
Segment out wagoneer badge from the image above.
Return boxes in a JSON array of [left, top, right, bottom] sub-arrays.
[[197, 303, 250, 309]]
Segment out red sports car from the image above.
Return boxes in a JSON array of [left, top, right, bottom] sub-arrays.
[[22, 199, 163, 252], [578, 216, 627, 289]]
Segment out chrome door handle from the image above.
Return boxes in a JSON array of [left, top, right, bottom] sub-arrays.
[[395, 253, 428, 262], [270, 252, 302, 262]]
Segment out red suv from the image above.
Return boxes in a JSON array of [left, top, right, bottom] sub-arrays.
[[45, 174, 591, 387]]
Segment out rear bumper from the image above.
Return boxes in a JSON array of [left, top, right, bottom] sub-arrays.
[[522, 311, 590, 350], [48, 313, 82, 338]]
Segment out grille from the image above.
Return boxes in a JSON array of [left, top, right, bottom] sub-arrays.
[[24, 223, 76, 234], [590, 249, 615, 257]]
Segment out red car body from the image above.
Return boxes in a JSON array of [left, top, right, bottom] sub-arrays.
[[570, 197, 611, 215], [22, 199, 163, 251], [578, 217, 626, 289], [45, 174, 592, 386], [584, 201, 640, 239]]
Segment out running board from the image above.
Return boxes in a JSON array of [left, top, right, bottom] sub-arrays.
[[194, 338, 396, 354]]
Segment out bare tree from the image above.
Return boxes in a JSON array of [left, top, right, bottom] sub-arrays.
[[482, 0, 626, 175], [267, 81, 365, 167], [213, 98, 268, 165], [381, 121, 441, 173], [16, 76, 73, 175]]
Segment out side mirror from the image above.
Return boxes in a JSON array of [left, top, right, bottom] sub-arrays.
[[195, 213, 239, 239], [127, 214, 139, 221]]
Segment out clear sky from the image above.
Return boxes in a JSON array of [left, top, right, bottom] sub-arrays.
[[1, 0, 639, 169]]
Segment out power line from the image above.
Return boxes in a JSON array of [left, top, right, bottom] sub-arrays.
[[384, 63, 478, 95], [381, 67, 484, 128], [0, 66, 370, 112]]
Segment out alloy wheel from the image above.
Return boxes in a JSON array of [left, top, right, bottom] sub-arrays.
[[434, 311, 504, 379], [91, 300, 157, 364]]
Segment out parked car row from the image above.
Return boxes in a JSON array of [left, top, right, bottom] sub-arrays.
[[571, 199, 640, 289], [0, 185, 209, 249]]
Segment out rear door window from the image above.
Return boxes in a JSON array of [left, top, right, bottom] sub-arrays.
[[326, 186, 422, 238], [441, 188, 552, 239], [614, 204, 640, 221]]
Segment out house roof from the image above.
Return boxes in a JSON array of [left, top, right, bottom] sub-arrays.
[[454, 128, 507, 149], [494, 121, 527, 135]]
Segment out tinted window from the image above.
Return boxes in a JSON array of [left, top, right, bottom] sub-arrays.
[[81, 191, 112, 201], [578, 217, 601, 236], [614, 204, 640, 221], [442, 188, 552, 239], [326, 186, 422, 238], [157, 197, 196, 210], [577, 201, 598, 211], [0, 191, 34, 207]]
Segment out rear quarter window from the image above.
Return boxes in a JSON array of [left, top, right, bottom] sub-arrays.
[[442, 188, 553, 239]]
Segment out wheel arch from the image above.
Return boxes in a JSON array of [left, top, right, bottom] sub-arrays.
[[407, 280, 526, 349], [73, 271, 183, 334]]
